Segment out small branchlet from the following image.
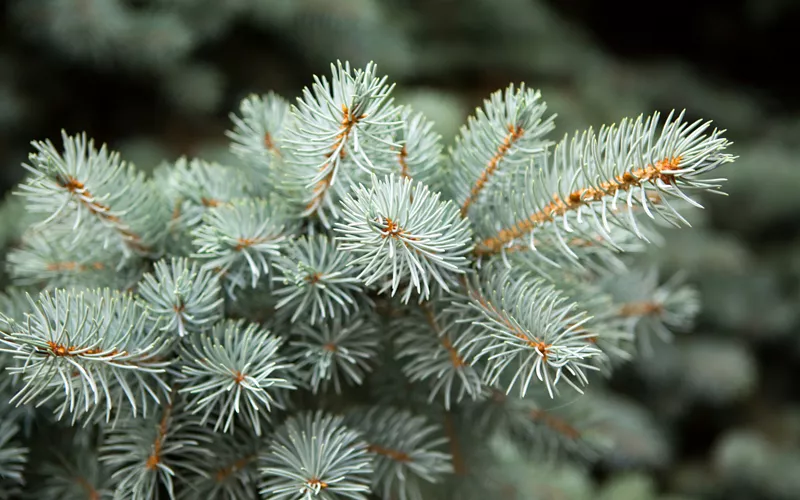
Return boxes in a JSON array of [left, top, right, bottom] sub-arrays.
[[259, 411, 373, 500], [179, 319, 296, 435], [137, 257, 224, 338]]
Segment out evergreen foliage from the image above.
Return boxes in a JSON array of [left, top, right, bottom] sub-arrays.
[[0, 61, 736, 499]]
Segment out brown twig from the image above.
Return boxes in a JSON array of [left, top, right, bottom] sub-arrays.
[[460, 124, 525, 217], [305, 105, 365, 214], [474, 157, 682, 256]]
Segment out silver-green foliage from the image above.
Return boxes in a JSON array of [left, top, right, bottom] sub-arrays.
[[137, 257, 224, 338], [0, 289, 172, 423], [0, 60, 735, 499], [179, 319, 295, 435], [259, 411, 373, 500]]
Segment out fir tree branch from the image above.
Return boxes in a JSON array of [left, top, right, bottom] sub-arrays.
[[393, 301, 484, 409], [137, 257, 224, 338], [0, 420, 27, 497], [272, 234, 362, 325], [176, 431, 261, 500], [0, 289, 173, 422], [282, 61, 402, 226], [17, 132, 169, 256], [226, 92, 292, 192], [393, 108, 443, 186], [287, 314, 380, 394], [258, 411, 373, 500], [347, 406, 452, 500], [335, 175, 473, 302], [450, 269, 603, 398], [179, 319, 295, 435], [192, 198, 294, 291], [473, 111, 733, 257], [450, 84, 555, 218], [101, 401, 214, 500]]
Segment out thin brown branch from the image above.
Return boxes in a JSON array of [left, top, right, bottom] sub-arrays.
[[529, 409, 581, 440], [305, 105, 365, 214], [215, 454, 256, 482], [264, 132, 281, 157], [398, 145, 410, 179], [460, 124, 525, 217], [307, 478, 329, 490], [618, 301, 664, 317], [233, 236, 276, 251], [367, 444, 411, 463], [443, 412, 466, 476], [146, 404, 172, 470], [45, 340, 121, 358], [45, 261, 105, 272], [467, 288, 552, 360], [474, 156, 682, 256], [76, 477, 100, 500], [420, 302, 467, 368], [58, 176, 149, 252]]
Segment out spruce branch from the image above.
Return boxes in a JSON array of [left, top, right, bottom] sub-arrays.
[[176, 431, 261, 500], [471, 388, 611, 462], [157, 158, 250, 235], [272, 234, 362, 325], [0, 289, 173, 422], [287, 314, 380, 394], [335, 175, 473, 302], [100, 401, 214, 500], [137, 257, 224, 338], [282, 61, 402, 225], [0, 59, 741, 500], [347, 406, 452, 500], [0, 288, 30, 334], [16, 131, 168, 256], [35, 435, 109, 500], [178, 319, 295, 435], [259, 411, 373, 500], [227, 92, 292, 190], [450, 84, 555, 218], [450, 269, 603, 398], [474, 111, 734, 257], [6, 229, 135, 290], [602, 269, 700, 355], [392, 301, 485, 410], [191, 198, 294, 290], [393, 107, 443, 186]]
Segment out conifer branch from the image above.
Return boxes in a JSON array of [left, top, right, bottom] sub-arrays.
[[0, 60, 738, 498], [17, 132, 168, 256], [283, 61, 402, 226], [451, 84, 555, 218], [273, 234, 362, 324], [336, 175, 473, 302], [0, 421, 27, 496], [450, 269, 603, 398], [393, 301, 484, 409], [259, 411, 373, 500], [473, 111, 733, 257], [347, 406, 452, 500], [393, 108, 443, 187], [227, 92, 292, 190], [137, 257, 224, 338], [0, 289, 172, 422], [192, 198, 294, 290], [100, 401, 214, 499], [287, 314, 380, 394], [179, 319, 295, 435]]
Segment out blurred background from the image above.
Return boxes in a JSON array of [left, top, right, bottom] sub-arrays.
[[0, 1, 798, 498]]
